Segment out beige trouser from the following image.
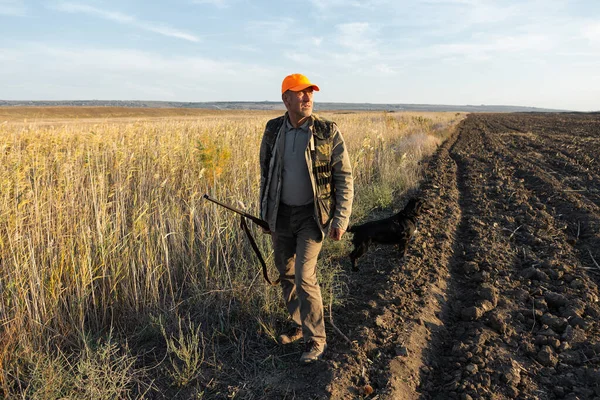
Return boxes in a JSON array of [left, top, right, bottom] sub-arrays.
[[272, 203, 326, 345]]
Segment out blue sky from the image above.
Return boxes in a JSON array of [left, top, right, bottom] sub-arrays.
[[1, 0, 599, 111]]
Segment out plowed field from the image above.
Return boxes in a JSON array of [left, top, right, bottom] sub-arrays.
[[265, 113, 600, 399]]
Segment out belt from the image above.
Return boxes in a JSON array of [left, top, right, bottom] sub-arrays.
[[280, 202, 314, 211]]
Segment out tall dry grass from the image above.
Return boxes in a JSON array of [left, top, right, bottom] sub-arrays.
[[0, 109, 462, 397]]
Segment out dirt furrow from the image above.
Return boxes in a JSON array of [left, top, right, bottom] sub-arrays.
[[484, 127, 600, 287], [420, 114, 600, 399], [495, 132, 600, 208], [325, 124, 464, 399], [421, 117, 540, 399], [530, 134, 600, 174], [379, 120, 463, 399]]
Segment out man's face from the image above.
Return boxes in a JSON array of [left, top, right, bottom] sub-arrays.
[[283, 88, 314, 119]]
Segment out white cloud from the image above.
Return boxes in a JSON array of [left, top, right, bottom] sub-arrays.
[[246, 18, 293, 34], [394, 32, 552, 63], [39, 46, 232, 74], [335, 22, 378, 53], [465, 2, 518, 24], [309, 0, 348, 9], [420, 0, 519, 25], [0, 47, 20, 61], [191, 0, 229, 7], [52, 2, 200, 42], [236, 44, 260, 52], [0, 44, 277, 101], [582, 22, 600, 42], [244, 18, 297, 45], [283, 52, 310, 64], [386, 0, 568, 40], [0, 0, 26, 16], [309, 0, 390, 10], [374, 63, 397, 75]]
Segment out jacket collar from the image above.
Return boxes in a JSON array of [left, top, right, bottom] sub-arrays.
[[285, 115, 310, 132], [282, 112, 326, 139]]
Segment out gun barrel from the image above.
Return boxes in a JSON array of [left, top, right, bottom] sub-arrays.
[[203, 194, 246, 216], [203, 194, 269, 230]]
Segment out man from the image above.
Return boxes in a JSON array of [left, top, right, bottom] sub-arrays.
[[259, 73, 353, 363]]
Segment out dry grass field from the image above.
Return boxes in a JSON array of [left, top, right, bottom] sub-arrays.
[[0, 107, 462, 398]]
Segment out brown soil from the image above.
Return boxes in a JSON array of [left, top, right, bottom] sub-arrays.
[[257, 113, 600, 399]]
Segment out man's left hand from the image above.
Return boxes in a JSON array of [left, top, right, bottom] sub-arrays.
[[329, 228, 345, 241]]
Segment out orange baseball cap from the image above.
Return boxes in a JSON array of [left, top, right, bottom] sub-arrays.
[[281, 73, 320, 94]]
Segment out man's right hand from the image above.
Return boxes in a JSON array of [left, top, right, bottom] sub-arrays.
[[329, 227, 345, 241]]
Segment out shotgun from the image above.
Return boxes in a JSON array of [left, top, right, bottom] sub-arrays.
[[202, 193, 279, 286], [202, 194, 269, 231]]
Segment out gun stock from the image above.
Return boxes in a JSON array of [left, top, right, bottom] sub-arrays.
[[202, 194, 270, 231]]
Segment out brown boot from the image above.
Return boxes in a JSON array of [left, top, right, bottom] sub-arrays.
[[277, 326, 303, 345], [300, 340, 327, 364]]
